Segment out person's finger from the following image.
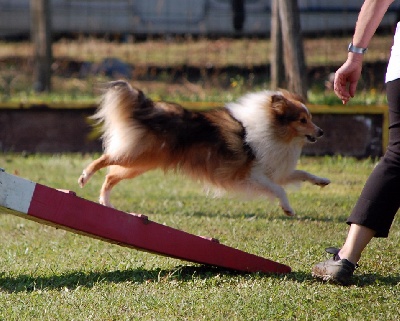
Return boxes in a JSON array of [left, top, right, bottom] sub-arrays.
[[348, 81, 357, 98], [333, 74, 349, 98]]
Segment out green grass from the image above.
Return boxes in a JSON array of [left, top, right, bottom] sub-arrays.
[[0, 76, 388, 107], [0, 154, 399, 320], [0, 35, 392, 105]]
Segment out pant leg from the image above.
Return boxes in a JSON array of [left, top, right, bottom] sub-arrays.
[[347, 78, 400, 237]]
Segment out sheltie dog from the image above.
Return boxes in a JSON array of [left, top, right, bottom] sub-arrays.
[[78, 80, 330, 216]]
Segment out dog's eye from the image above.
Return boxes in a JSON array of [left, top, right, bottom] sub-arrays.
[[300, 118, 307, 124]]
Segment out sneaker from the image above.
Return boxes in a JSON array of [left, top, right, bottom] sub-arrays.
[[312, 247, 357, 285]]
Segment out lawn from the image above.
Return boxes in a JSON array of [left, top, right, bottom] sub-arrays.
[[0, 154, 399, 320], [0, 35, 392, 105]]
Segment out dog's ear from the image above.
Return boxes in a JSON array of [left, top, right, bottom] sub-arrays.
[[279, 89, 305, 103], [270, 94, 287, 115]]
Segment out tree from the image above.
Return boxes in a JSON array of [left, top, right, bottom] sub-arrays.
[[270, 0, 307, 99], [30, 0, 52, 92]]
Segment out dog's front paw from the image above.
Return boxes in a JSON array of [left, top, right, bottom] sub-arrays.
[[280, 205, 295, 217], [313, 177, 330, 187], [78, 171, 89, 188]]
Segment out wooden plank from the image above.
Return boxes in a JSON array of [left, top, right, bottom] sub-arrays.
[[0, 170, 291, 274]]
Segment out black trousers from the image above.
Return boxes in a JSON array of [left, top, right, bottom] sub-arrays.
[[347, 78, 400, 237]]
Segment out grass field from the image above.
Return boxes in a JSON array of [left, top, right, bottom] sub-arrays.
[[0, 154, 399, 320]]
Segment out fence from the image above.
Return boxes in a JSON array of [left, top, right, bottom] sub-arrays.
[[0, 0, 398, 103], [1, 0, 400, 37]]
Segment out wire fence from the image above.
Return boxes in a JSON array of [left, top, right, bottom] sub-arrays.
[[0, 0, 398, 102]]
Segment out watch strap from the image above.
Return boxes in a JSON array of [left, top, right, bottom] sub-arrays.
[[348, 42, 368, 54]]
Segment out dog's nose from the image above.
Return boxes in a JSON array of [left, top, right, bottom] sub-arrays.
[[317, 128, 324, 137]]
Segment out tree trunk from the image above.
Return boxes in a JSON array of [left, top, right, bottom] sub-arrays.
[[278, 0, 307, 99], [30, 0, 52, 92], [270, 0, 285, 90]]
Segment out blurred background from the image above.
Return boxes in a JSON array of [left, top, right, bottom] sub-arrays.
[[0, 0, 399, 104], [0, 0, 398, 156]]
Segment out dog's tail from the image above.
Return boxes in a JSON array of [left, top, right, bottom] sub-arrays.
[[92, 80, 144, 127], [92, 80, 147, 157]]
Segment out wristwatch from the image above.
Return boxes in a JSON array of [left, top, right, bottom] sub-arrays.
[[348, 42, 368, 54]]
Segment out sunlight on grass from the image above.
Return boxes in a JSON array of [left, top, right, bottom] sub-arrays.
[[0, 154, 399, 320], [0, 35, 392, 105]]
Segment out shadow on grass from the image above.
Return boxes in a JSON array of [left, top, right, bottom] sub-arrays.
[[286, 271, 400, 287], [352, 273, 400, 287], [190, 210, 349, 223], [1, 265, 399, 293], [0, 265, 240, 293]]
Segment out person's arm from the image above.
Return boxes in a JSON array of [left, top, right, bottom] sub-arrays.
[[352, 0, 394, 48], [334, 0, 395, 104]]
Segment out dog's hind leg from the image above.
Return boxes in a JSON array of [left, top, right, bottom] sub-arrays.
[[78, 154, 114, 188], [99, 165, 147, 207]]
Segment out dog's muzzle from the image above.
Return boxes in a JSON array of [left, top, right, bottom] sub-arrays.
[[306, 128, 324, 143]]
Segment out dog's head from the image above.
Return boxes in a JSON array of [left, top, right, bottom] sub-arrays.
[[269, 91, 323, 144]]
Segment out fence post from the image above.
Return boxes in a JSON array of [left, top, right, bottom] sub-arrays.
[[270, 0, 285, 90], [278, 0, 307, 99], [30, 0, 52, 92]]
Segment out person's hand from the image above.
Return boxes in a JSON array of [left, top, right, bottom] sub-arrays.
[[333, 55, 363, 104]]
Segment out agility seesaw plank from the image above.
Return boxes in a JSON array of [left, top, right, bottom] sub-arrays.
[[0, 170, 291, 274]]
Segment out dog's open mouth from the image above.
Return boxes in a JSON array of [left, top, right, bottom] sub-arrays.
[[306, 135, 317, 143]]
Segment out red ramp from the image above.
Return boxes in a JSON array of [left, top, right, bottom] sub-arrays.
[[0, 170, 291, 274]]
